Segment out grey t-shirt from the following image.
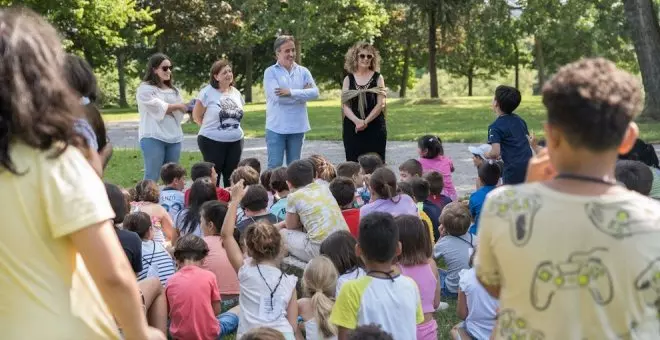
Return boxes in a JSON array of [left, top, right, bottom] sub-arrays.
[[434, 232, 477, 293], [196, 85, 244, 142]]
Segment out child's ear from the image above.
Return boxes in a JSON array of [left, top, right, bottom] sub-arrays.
[[618, 122, 639, 155]]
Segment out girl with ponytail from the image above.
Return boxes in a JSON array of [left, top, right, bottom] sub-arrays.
[[359, 167, 417, 218], [298, 256, 339, 340]]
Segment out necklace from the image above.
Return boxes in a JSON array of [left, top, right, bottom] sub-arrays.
[[555, 173, 618, 186], [367, 269, 395, 282]]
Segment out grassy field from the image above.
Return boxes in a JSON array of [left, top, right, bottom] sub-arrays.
[[103, 96, 660, 143]]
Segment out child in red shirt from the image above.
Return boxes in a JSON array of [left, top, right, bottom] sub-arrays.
[[166, 234, 239, 340], [185, 162, 231, 206], [329, 177, 360, 238]]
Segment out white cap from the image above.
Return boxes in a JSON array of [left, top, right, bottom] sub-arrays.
[[468, 144, 492, 159]]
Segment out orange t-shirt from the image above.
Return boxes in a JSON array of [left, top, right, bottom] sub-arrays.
[[202, 236, 240, 295]]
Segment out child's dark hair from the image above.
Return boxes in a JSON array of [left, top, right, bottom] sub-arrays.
[[173, 234, 209, 262], [369, 167, 399, 201], [160, 162, 186, 185], [396, 181, 414, 198], [200, 200, 228, 235], [494, 85, 522, 114], [418, 135, 444, 159], [348, 324, 394, 340], [180, 178, 217, 235], [329, 177, 356, 208], [395, 215, 432, 266], [423, 171, 444, 196], [238, 158, 261, 174], [133, 180, 160, 203], [191, 162, 214, 181], [230, 166, 260, 186], [358, 212, 399, 263], [357, 154, 384, 175], [615, 160, 654, 196], [478, 161, 502, 186], [123, 211, 152, 239], [619, 138, 660, 169], [542, 58, 641, 152], [244, 221, 283, 263], [286, 159, 315, 188], [270, 167, 289, 192], [309, 154, 337, 182], [440, 202, 471, 236], [320, 230, 363, 275], [260, 169, 273, 193], [409, 177, 430, 202], [336, 161, 361, 179], [399, 159, 423, 177], [241, 185, 269, 212], [105, 182, 128, 225]]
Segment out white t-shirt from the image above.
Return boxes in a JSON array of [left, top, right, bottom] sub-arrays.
[[476, 183, 660, 339], [196, 85, 244, 142], [459, 268, 498, 340], [304, 319, 337, 340], [136, 83, 184, 143], [160, 188, 184, 222], [335, 267, 366, 297], [237, 258, 298, 338]]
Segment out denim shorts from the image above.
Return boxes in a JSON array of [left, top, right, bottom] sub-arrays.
[[218, 311, 239, 337]]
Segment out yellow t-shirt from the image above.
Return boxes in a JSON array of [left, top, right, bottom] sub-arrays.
[[0, 143, 119, 339], [419, 210, 435, 247]]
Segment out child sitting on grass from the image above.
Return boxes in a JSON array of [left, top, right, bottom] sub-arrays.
[[174, 178, 217, 244], [433, 202, 474, 299], [229, 165, 261, 223], [330, 212, 423, 340], [330, 177, 360, 238], [398, 159, 423, 182], [357, 154, 384, 205], [279, 160, 348, 262], [186, 162, 230, 204], [468, 161, 501, 235], [298, 256, 339, 340], [418, 135, 457, 200], [320, 230, 366, 296], [238, 157, 261, 174], [221, 180, 299, 339], [309, 154, 337, 186], [166, 234, 240, 340], [236, 185, 280, 234], [261, 168, 275, 209], [131, 179, 175, 244], [123, 212, 175, 286], [336, 161, 365, 208], [159, 162, 186, 220], [396, 181, 435, 246], [269, 167, 290, 220], [360, 167, 417, 218], [409, 177, 441, 242], [424, 171, 453, 213]]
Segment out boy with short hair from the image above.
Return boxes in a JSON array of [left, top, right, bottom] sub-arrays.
[[186, 162, 230, 204], [229, 165, 261, 223], [399, 159, 423, 182], [329, 177, 360, 238], [468, 161, 502, 234], [477, 58, 660, 339], [615, 160, 654, 196], [409, 177, 441, 242], [357, 154, 384, 206], [236, 184, 280, 233], [423, 171, 452, 212], [330, 212, 423, 340], [269, 167, 290, 220], [279, 160, 348, 262], [337, 161, 366, 208], [434, 202, 475, 299], [160, 162, 186, 220], [484, 85, 533, 185]]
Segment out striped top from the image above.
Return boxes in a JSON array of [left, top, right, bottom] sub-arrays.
[[137, 240, 176, 285]]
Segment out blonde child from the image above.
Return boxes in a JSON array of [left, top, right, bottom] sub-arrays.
[[309, 154, 337, 186], [298, 256, 339, 340], [221, 180, 299, 340], [418, 135, 457, 201]]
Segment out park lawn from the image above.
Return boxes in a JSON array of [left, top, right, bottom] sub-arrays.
[[105, 96, 660, 142]]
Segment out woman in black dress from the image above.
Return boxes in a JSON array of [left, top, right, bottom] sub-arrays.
[[341, 42, 387, 162]]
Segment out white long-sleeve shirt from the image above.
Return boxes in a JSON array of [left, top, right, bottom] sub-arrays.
[[136, 83, 185, 143]]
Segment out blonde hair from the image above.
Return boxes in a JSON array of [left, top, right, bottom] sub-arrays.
[[303, 256, 339, 338], [241, 327, 286, 340], [309, 154, 337, 182], [344, 42, 381, 74]]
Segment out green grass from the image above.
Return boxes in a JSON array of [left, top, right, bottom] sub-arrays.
[[103, 149, 203, 187], [104, 97, 660, 143]]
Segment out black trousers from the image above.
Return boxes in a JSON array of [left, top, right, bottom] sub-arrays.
[[197, 135, 244, 188], [342, 116, 387, 163]]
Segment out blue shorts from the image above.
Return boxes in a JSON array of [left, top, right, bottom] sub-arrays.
[[439, 269, 458, 299], [217, 311, 239, 338]]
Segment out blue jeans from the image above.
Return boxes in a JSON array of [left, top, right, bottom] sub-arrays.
[[217, 311, 239, 339], [439, 268, 458, 299], [140, 137, 181, 181], [266, 129, 305, 169]]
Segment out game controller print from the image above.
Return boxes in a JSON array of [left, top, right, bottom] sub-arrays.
[[487, 189, 541, 247], [497, 309, 545, 340], [530, 247, 613, 311], [585, 202, 659, 239], [634, 258, 660, 312]]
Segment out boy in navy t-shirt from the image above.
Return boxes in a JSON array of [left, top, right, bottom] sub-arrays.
[[484, 85, 532, 184]]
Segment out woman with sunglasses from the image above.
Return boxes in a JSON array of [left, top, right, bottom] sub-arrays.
[[137, 53, 188, 181], [341, 42, 388, 162]]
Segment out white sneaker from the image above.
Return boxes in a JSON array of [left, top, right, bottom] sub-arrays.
[[437, 302, 450, 311]]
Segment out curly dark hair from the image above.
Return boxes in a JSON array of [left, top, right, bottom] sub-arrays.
[[270, 167, 289, 193], [494, 85, 521, 114], [244, 220, 283, 263], [0, 8, 86, 175], [542, 58, 642, 151], [142, 53, 176, 91], [133, 180, 160, 203]]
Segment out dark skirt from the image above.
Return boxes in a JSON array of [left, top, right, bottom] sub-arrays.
[[342, 115, 387, 162]]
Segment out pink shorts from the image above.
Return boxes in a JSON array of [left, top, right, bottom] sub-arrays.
[[417, 319, 438, 340]]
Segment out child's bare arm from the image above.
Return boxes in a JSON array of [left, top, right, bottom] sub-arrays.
[[429, 258, 441, 309], [284, 212, 302, 230], [212, 300, 222, 316], [286, 290, 303, 340], [457, 290, 468, 320], [222, 180, 247, 272], [337, 327, 350, 340]]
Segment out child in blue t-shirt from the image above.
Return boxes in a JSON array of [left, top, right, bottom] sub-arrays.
[[484, 85, 533, 185], [468, 161, 501, 235], [159, 162, 186, 221], [268, 167, 289, 220]]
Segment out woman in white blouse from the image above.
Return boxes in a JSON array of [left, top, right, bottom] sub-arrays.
[[136, 53, 187, 181], [192, 59, 246, 187]]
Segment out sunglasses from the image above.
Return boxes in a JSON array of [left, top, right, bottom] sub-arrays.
[[161, 66, 173, 72], [359, 54, 373, 60]]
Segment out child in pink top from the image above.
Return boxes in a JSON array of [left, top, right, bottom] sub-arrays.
[[166, 234, 239, 340], [395, 215, 443, 340], [417, 135, 457, 200]]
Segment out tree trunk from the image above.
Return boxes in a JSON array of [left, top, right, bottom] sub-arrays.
[[116, 50, 128, 108], [428, 9, 439, 98], [468, 67, 474, 97], [623, 0, 660, 120], [295, 38, 302, 64], [514, 42, 520, 89], [533, 36, 545, 95], [244, 48, 254, 103], [400, 37, 411, 98]]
